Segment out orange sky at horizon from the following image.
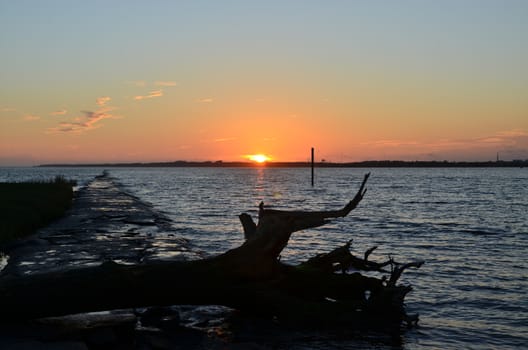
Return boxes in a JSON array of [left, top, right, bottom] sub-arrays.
[[1, 2, 527, 166]]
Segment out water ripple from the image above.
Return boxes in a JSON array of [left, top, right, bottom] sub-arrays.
[[3, 167, 526, 349]]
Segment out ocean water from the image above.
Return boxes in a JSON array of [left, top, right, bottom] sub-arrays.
[[1, 166, 527, 349]]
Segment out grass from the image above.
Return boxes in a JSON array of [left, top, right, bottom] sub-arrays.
[[0, 176, 76, 245]]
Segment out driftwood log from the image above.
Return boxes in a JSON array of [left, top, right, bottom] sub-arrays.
[[0, 173, 423, 329]]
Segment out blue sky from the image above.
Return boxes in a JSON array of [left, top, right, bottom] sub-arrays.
[[1, 0, 527, 165]]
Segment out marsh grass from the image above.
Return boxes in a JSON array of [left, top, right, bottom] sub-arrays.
[[0, 176, 76, 244]]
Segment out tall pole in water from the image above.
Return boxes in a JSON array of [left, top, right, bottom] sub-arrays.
[[311, 147, 314, 187]]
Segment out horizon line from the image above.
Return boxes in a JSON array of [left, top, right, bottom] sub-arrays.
[[30, 159, 528, 168]]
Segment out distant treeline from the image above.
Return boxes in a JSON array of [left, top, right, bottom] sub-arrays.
[[39, 160, 528, 168]]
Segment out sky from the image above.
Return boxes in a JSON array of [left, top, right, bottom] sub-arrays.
[[1, 0, 527, 165]]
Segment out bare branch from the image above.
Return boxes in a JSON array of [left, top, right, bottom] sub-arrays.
[[239, 213, 257, 240], [387, 261, 424, 287], [255, 173, 370, 233]]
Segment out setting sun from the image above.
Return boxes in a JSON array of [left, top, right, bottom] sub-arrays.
[[1, 2, 527, 167], [246, 154, 271, 163]]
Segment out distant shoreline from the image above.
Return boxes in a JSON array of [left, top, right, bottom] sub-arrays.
[[38, 160, 527, 168]]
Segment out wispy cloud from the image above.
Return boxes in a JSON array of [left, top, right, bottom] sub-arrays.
[[48, 107, 117, 133], [134, 90, 163, 101], [155, 81, 177, 87], [23, 114, 40, 121], [214, 137, 236, 142], [1, 107, 16, 113], [127, 80, 176, 87], [453, 130, 528, 149], [490, 130, 522, 140], [195, 98, 213, 103], [359, 129, 528, 160], [428, 131, 528, 160], [96, 96, 111, 106], [127, 80, 147, 87], [50, 109, 67, 116], [2, 107, 40, 121], [360, 139, 420, 147], [495, 129, 528, 139]]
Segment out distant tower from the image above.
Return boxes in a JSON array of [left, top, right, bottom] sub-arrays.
[[496, 152, 499, 162]]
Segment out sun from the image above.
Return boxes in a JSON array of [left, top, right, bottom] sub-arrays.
[[246, 154, 271, 163]]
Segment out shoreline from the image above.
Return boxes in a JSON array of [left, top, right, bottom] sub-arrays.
[[1, 172, 196, 276], [0, 172, 224, 349]]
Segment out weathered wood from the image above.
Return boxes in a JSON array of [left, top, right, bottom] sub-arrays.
[[0, 173, 422, 330]]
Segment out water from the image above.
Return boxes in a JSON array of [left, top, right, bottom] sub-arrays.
[[1, 166, 527, 349]]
